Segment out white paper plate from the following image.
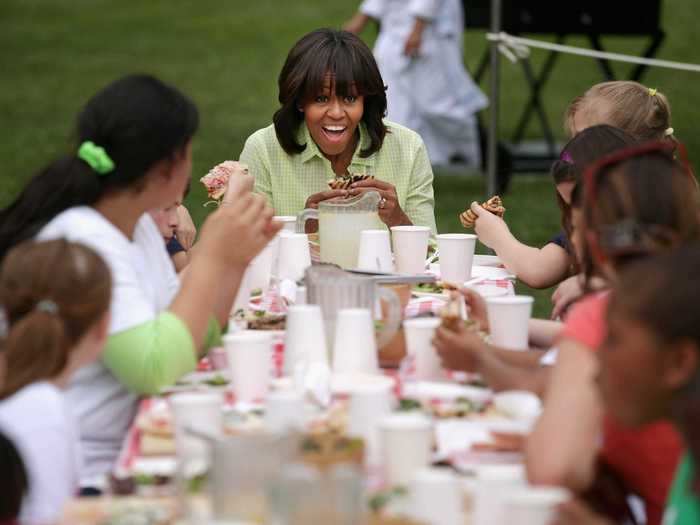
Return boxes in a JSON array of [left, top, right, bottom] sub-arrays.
[[470, 265, 514, 280], [428, 263, 514, 281], [492, 390, 542, 421], [411, 290, 449, 300], [473, 255, 503, 267], [160, 371, 231, 394], [401, 381, 492, 404], [271, 373, 396, 395]]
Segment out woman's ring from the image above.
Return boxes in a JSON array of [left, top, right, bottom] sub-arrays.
[[379, 197, 387, 209]]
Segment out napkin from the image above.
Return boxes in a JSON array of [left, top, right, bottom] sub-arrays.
[[293, 361, 332, 408], [279, 279, 298, 305]]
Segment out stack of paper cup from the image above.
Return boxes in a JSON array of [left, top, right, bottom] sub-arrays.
[[379, 412, 433, 486], [504, 486, 571, 525], [436, 233, 477, 284], [332, 308, 379, 374], [169, 392, 223, 465], [248, 236, 279, 293], [391, 226, 431, 274], [277, 233, 312, 282], [284, 305, 329, 375], [403, 317, 444, 381], [473, 464, 527, 525], [264, 389, 307, 433], [486, 296, 534, 351], [347, 383, 394, 466], [357, 229, 394, 273], [224, 330, 273, 402], [409, 468, 464, 525]]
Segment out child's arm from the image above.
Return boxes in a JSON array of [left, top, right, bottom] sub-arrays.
[[344, 0, 387, 34], [470, 203, 571, 288], [344, 12, 372, 34], [528, 318, 563, 349], [525, 338, 601, 491]]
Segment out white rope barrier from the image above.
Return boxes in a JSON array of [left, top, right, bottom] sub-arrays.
[[486, 32, 700, 73]]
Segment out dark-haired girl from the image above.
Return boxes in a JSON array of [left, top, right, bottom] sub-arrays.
[[468, 125, 635, 291], [527, 143, 699, 524], [0, 74, 281, 485], [0, 240, 111, 523], [240, 28, 437, 232]]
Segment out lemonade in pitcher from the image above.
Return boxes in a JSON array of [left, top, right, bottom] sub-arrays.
[[318, 208, 383, 268], [297, 191, 383, 269]]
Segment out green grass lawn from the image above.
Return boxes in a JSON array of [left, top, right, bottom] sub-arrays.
[[1, 0, 697, 317]]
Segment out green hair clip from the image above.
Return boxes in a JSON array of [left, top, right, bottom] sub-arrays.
[[78, 141, 115, 175]]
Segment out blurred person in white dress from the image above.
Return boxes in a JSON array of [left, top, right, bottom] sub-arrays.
[[345, 0, 488, 167]]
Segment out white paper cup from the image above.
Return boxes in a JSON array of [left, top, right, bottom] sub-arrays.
[[224, 330, 273, 402], [391, 226, 431, 275], [248, 236, 278, 293], [347, 383, 394, 466], [473, 464, 527, 525], [486, 295, 534, 351], [504, 487, 571, 525], [332, 308, 379, 375], [273, 215, 298, 232], [264, 389, 307, 433], [409, 468, 464, 525], [437, 233, 476, 284], [379, 412, 432, 486], [403, 317, 444, 381], [357, 229, 394, 273], [169, 392, 223, 464], [277, 233, 311, 282], [284, 305, 329, 374]]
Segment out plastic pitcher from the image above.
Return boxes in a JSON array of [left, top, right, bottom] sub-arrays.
[[296, 191, 383, 269], [304, 265, 401, 357]]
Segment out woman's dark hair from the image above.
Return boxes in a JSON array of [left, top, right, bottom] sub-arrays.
[[0, 239, 111, 400], [273, 28, 387, 158], [0, 431, 28, 520], [611, 244, 700, 495], [0, 74, 199, 259], [552, 125, 637, 244], [577, 144, 700, 287]]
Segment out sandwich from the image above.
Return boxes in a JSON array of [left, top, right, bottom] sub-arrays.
[[459, 195, 505, 229]]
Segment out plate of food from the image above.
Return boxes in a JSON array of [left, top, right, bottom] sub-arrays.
[[400, 381, 492, 406], [160, 371, 231, 394], [232, 308, 287, 331], [411, 280, 459, 298]]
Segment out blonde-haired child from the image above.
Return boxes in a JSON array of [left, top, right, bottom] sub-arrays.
[[565, 80, 674, 142]]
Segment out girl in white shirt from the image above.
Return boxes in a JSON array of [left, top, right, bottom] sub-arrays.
[[0, 75, 282, 485], [0, 239, 112, 524]]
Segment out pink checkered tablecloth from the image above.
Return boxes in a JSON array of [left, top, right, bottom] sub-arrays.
[[117, 278, 515, 476], [252, 277, 514, 317]]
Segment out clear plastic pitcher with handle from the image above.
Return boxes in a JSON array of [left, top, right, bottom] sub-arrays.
[[296, 191, 383, 269], [184, 426, 301, 523], [304, 265, 401, 358]]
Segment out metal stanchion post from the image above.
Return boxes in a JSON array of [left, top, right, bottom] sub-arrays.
[[487, 0, 502, 198]]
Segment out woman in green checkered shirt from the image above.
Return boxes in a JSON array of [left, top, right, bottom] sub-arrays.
[[240, 28, 436, 233]]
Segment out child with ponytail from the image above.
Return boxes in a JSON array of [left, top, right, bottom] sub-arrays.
[[0, 239, 111, 524], [0, 74, 282, 486]]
